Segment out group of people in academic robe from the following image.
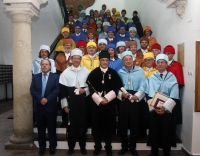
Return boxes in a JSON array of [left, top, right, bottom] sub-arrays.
[[30, 3, 185, 156], [31, 42, 184, 156]]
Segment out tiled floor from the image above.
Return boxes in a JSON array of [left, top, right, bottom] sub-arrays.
[[0, 100, 187, 156]]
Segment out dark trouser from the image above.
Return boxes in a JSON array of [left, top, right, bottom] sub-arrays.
[[120, 135, 137, 150], [148, 111, 173, 156], [35, 111, 57, 149], [138, 100, 149, 138], [61, 108, 68, 127], [68, 134, 86, 151], [118, 99, 139, 151], [94, 136, 112, 151]]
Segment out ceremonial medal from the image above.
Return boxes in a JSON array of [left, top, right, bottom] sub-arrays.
[[102, 72, 105, 84], [136, 62, 139, 65]]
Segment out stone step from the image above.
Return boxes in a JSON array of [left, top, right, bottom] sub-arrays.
[[33, 133, 182, 150]]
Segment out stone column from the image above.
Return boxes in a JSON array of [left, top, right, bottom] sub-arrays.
[[3, 0, 47, 149]]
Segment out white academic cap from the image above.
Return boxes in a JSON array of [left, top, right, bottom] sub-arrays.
[[40, 44, 50, 52], [103, 21, 111, 26], [156, 54, 169, 64], [71, 48, 83, 57], [98, 39, 108, 45], [121, 51, 133, 59], [116, 41, 126, 48], [129, 27, 137, 33]]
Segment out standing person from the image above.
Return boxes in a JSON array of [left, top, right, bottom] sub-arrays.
[[82, 20, 89, 34], [111, 8, 117, 21], [99, 22, 110, 40], [78, 10, 86, 22], [163, 45, 184, 125], [151, 43, 161, 68], [133, 37, 149, 67], [142, 52, 158, 78], [132, 11, 140, 24], [54, 27, 76, 54], [97, 39, 108, 54], [107, 44, 123, 71], [32, 44, 56, 75], [87, 50, 122, 156], [143, 26, 157, 51], [54, 39, 73, 128], [105, 26, 117, 45], [126, 41, 137, 61], [67, 13, 75, 33], [138, 54, 180, 156], [76, 40, 87, 55], [116, 41, 126, 59], [95, 20, 103, 39], [121, 9, 128, 23], [128, 27, 141, 50], [94, 10, 100, 21], [55, 39, 73, 74], [59, 48, 90, 155], [81, 41, 99, 72], [115, 22, 129, 42], [86, 28, 96, 42], [30, 59, 60, 156], [70, 22, 87, 43], [89, 9, 94, 17], [78, 4, 83, 17], [163, 45, 185, 89], [117, 51, 146, 156]]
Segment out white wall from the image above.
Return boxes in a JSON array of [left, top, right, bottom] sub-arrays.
[[191, 0, 200, 154], [132, 0, 199, 154], [0, 0, 63, 100]]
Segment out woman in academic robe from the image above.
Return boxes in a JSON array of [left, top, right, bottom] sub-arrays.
[[87, 50, 122, 156], [116, 41, 126, 59], [143, 26, 158, 50], [107, 44, 123, 71], [32, 44, 56, 75]]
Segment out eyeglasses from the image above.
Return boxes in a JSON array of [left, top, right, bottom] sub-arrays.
[[99, 43, 106, 46]]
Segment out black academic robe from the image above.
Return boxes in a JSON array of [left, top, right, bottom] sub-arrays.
[[87, 67, 122, 137], [60, 85, 86, 137], [146, 95, 179, 148]]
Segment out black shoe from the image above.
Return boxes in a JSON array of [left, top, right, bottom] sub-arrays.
[[39, 148, 45, 156], [148, 153, 158, 156], [130, 149, 139, 156], [50, 148, 55, 155], [106, 150, 113, 156], [93, 149, 100, 156], [81, 149, 87, 155], [118, 148, 128, 155], [67, 150, 74, 155]]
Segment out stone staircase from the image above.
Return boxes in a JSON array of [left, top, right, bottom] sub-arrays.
[[33, 111, 182, 150]]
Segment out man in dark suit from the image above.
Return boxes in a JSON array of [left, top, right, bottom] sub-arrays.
[[30, 59, 60, 156]]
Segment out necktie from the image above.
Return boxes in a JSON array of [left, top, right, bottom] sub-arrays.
[[160, 74, 163, 79], [42, 74, 47, 97]]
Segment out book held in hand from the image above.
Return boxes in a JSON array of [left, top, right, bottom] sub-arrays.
[[150, 92, 169, 109]]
